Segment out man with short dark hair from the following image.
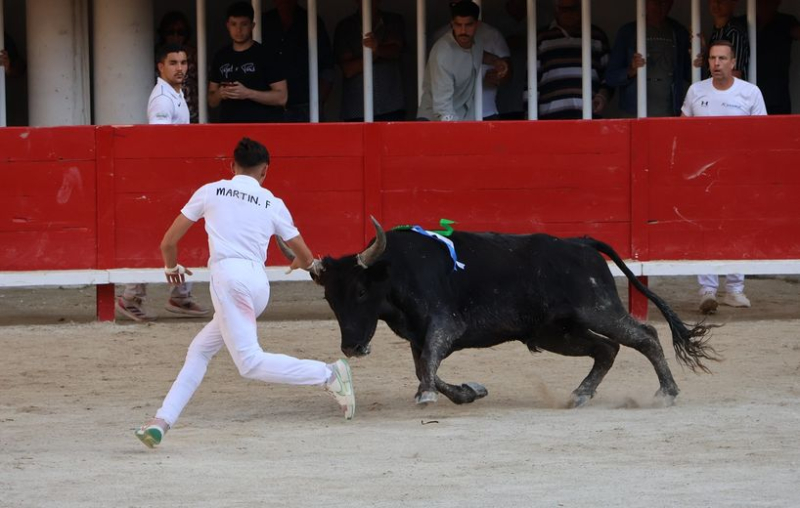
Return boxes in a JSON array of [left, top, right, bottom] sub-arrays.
[[135, 137, 356, 449], [208, 2, 288, 123], [681, 40, 766, 314], [417, 0, 508, 121], [148, 43, 190, 125]]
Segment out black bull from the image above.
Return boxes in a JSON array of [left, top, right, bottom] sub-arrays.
[[281, 219, 718, 408]]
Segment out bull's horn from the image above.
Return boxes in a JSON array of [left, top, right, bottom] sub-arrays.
[[356, 216, 387, 268], [277, 236, 325, 277]]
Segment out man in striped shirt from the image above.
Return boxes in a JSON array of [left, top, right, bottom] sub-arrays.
[[536, 0, 613, 119], [694, 0, 750, 80]]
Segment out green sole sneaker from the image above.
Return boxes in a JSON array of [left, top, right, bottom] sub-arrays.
[[326, 359, 355, 420], [135, 425, 164, 448]]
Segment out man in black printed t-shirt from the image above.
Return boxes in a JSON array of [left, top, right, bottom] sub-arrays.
[[209, 2, 288, 123]]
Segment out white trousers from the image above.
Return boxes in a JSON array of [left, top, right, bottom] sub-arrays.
[[155, 259, 331, 427], [697, 273, 745, 294]]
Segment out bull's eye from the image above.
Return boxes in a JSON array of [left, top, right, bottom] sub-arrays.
[[357, 288, 367, 301]]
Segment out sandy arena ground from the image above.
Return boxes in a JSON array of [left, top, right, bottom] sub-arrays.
[[0, 276, 798, 507]]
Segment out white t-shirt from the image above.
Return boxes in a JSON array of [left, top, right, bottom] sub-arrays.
[[147, 77, 190, 124], [681, 78, 767, 117], [181, 175, 300, 266]]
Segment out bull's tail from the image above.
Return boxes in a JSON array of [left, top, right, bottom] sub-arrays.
[[582, 238, 720, 373]]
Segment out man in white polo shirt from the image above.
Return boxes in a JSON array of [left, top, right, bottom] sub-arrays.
[[117, 43, 209, 321], [147, 43, 191, 124], [135, 137, 356, 448], [681, 39, 767, 314]]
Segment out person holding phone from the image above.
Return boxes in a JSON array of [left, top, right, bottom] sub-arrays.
[[208, 2, 288, 123]]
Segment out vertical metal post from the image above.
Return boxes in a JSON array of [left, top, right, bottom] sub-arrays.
[[308, 0, 320, 122], [691, 0, 701, 83], [581, 0, 591, 119], [417, 0, 426, 104], [197, 0, 208, 123], [252, 0, 261, 42], [636, 0, 647, 117], [0, 0, 6, 127], [527, 0, 537, 120], [473, 0, 482, 120], [362, 0, 373, 122], [747, 0, 756, 83]]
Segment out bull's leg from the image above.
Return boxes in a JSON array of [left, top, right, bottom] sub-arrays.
[[414, 334, 446, 404], [411, 345, 487, 405], [535, 328, 620, 408], [589, 315, 680, 404]]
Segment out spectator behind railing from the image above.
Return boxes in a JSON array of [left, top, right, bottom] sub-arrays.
[[156, 12, 199, 124], [431, 21, 512, 121], [262, 0, 335, 122], [334, 0, 406, 122], [738, 0, 800, 114], [208, 2, 288, 123], [606, 0, 691, 118], [417, 1, 508, 121], [117, 43, 210, 323], [537, 0, 613, 119], [694, 0, 750, 80], [681, 39, 767, 314]]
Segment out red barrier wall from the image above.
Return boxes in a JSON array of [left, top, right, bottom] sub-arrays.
[[2, 118, 799, 273]]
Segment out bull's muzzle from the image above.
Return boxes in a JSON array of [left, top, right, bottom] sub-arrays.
[[342, 344, 371, 358]]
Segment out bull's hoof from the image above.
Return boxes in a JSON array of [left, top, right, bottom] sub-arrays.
[[653, 389, 677, 407], [463, 382, 488, 400], [415, 391, 439, 405], [567, 393, 593, 408]]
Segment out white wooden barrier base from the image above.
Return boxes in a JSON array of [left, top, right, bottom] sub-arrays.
[[2, 260, 800, 288]]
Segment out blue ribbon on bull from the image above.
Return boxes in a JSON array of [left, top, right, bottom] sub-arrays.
[[393, 219, 465, 271]]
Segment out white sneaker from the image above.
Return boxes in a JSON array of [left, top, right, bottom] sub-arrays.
[[326, 359, 355, 420], [722, 292, 751, 308], [699, 291, 718, 314]]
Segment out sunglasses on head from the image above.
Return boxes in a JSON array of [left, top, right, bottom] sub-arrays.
[[167, 29, 188, 37]]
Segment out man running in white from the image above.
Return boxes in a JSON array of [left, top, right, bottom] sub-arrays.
[[118, 43, 210, 321], [135, 137, 355, 448], [681, 39, 767, 314]]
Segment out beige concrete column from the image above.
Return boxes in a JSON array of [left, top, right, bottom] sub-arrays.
[[93, 0, 153, 124], [26, 0, 91, 126]]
